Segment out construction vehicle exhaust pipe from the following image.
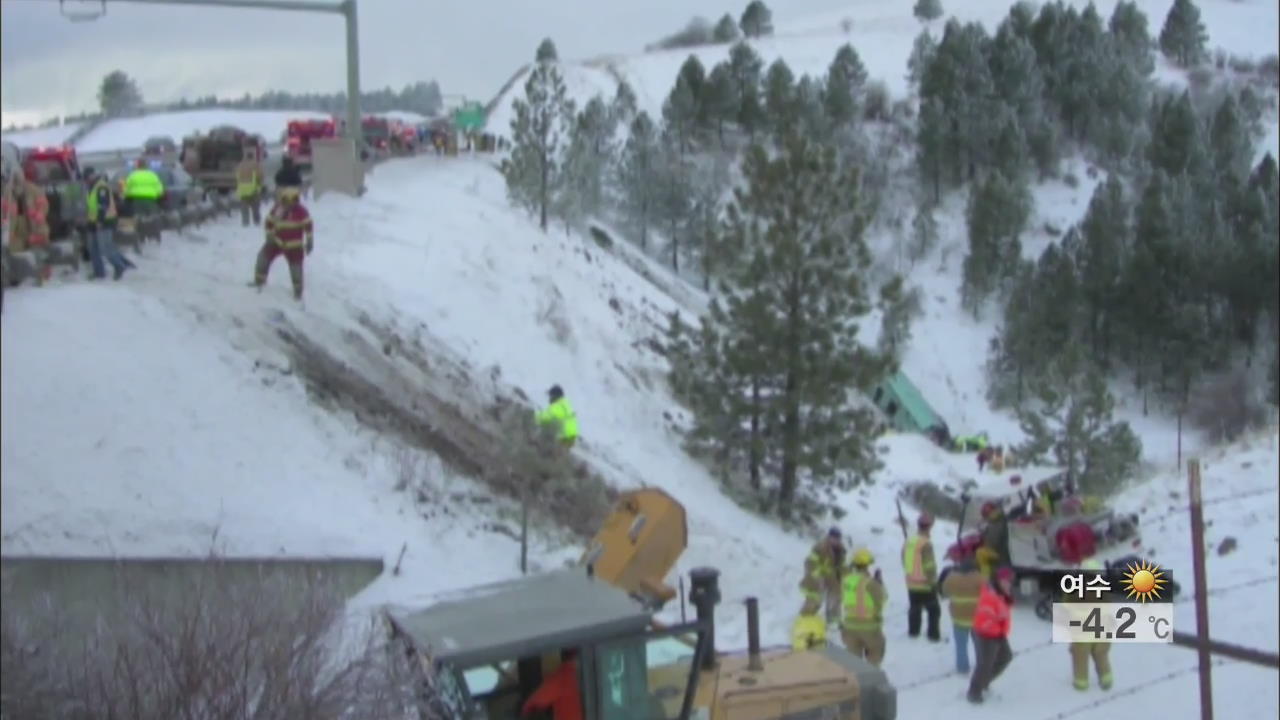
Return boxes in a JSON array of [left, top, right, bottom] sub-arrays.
[[745, 596, 763, 671], [689, 567, 720, 671]]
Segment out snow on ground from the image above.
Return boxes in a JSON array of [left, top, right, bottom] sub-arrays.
[[1, 122, 83, 148], [74, 109, 332, 153], [489, 0, 1279, 128], [0, 281, 518, 590], [1, 144, 1274, 718], [843, 431, 1279, 719], [379, 110, 430, 124]]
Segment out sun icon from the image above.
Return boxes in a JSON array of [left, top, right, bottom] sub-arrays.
[[1121, 559, 1169, 602]]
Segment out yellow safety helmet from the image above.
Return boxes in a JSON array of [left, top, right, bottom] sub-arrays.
[[851, 548, 874, 567]]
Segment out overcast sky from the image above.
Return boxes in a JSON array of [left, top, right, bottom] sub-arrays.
[[1, 0, 856, 127]]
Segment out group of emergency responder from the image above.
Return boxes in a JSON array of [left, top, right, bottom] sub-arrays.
[[1, 157, 164, 284], [794, 510, 1113, 705]]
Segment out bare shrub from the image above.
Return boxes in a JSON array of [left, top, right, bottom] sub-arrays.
[[1, 562, 415, 720], [392, 443, 423, 492], [1189, 368, 1270, 443], [1258, 54, 1280, 87]]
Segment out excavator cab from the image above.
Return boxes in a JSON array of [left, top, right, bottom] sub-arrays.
[[387, 568, 707, 720]]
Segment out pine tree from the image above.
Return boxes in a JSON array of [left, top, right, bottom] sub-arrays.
[[713, 13, 740, 42], [1108, 0, 1154, 76], [702, 63, 736, 147], [1159, 0, 1208, 67], [739, 1, 774, 38], [987, 259, 1039, 407], [535, 37, 558, 63], [502, 43, 574, 231], [1073, 175, 1129, 365], [906, 30, 937, 91], [684, 169, 726, 290], [98, 70, 144, 117], [1209, 94, 1253, 182], [611, 81, 638, 126], [990, 108, 1031, 183], [654, 133, 696, 272], [824, 44, 868, 128], [616, 112, 661, 249], [915, 96, 947, 203], [920, 20, 997, 183], [961, 171, 1032, 316], [1147, 91, 1203, 178], [555, 96, 616, 231], [1016, 346, 1142, 495], [662, 73, 701, 154], [907, 201, 939, 263], [763, 59, 797, 137], [792, 75, 829, 141], [913, 0, 944, 23], [687, 137, 888, 518], [727, 41, 766, 137], [1120, 171, 1179, 412]]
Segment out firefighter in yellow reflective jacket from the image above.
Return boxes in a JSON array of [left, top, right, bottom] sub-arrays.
[[939, 547, 985, 673], [235, 156, 264, 226], [790, 613, 827, 650], [841, 548, 888, 667], [799, 527, 846, 622], [1067, 559, 1114, 691], [903, 512, 941, 641], [123, 158, 164, 218], [535, 385, 579, 448]]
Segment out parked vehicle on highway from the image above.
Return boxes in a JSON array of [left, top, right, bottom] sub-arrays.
[[21, 145, 85, 241], [180, 125, 266, 194], [285, 117, 338, 168], [144, 135, 177, 158], [112, 161, 201, 212]]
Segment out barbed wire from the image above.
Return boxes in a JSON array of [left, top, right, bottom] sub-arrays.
[[1035, 658, 1231, 720], [894, 572, 1276, 693], [1139, 485, 1279, 525]]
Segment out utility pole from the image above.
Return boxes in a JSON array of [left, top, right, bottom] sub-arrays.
[[1187, 459, 1214, 720], [60, 0, 362, 153]]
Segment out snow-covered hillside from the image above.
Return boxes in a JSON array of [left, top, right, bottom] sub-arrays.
[[3, 148, 1275, 719], [1, 122, 82, 148], [490, 0, 1280, 128]]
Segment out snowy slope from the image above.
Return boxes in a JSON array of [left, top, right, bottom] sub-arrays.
[[489, 0, 1280, 129], [1, 122, 83, 148], [74, 109, 331, 153], [2, 141, 1274, 720]]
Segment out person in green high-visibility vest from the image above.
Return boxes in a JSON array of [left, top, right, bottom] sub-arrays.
[[535, 385, 579, 448], [123, 158, 165, 220], [841, 548, 888, 667], [83, 167, 135, 280]]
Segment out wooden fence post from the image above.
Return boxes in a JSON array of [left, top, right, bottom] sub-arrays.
[[1188, 459, 1213, 720]]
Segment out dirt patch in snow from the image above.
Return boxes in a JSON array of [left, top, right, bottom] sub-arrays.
[[269, 313, 615, 538]]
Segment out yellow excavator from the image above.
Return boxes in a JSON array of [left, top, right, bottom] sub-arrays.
[[385, 488, 897, 719]]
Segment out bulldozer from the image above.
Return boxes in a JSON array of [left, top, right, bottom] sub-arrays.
[[385, 488, 897, 720]]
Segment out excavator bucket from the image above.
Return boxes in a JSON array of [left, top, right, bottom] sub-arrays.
[[581, 487, 687, 609]]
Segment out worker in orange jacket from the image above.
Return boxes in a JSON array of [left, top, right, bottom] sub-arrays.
[[521, 649, 582, 720], [251, 186, 313, 300], [967, 566, 1015, 704]]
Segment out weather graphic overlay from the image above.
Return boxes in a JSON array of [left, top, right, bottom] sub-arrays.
[[1051, 560, 1174, 644], [1120, 559, 1169, 602]]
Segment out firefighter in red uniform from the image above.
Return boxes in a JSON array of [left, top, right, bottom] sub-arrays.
[[251, 186, 313, 300]]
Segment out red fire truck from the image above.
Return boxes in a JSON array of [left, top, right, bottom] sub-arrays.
[[21, 145, 85, 240], [285, 117, 338, 168]]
